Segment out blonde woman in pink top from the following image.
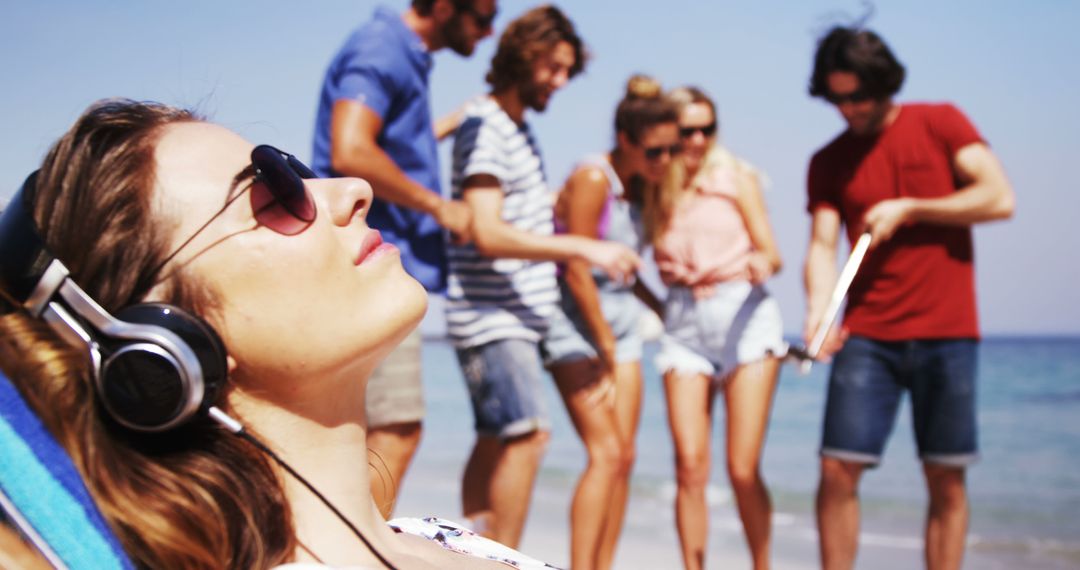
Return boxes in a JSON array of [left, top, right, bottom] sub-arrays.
[[646, 86, 785, 570]]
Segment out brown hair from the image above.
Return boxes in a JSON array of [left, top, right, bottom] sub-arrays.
[[0, 99, 295, 569], [614, 74, 678, 145], [486, 4, 587, 93]]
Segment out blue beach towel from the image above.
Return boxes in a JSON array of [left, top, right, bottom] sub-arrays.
[[0, 370, 133, 569]]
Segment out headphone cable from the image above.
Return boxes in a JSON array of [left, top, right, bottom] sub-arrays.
[[208, 407, 399, 570]]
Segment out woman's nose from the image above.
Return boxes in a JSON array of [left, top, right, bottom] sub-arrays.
[[317, 177, 373, 226]]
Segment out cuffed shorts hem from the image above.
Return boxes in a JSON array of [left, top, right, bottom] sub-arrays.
[[366, 329, 425, 428], [478, 417, 551, 441], [457, 338, 550, 440], [922, 452, 980, 467], [820, 447, 882, 466]]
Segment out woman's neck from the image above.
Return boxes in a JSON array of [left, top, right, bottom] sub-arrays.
[[229, 376, 398, 565], [609, 149, 640, 203]]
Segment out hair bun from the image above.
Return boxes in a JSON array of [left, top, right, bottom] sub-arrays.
[[625, 74, 662, 100]]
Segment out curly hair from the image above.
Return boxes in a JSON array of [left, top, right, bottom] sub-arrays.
[[486, 4, 587, 93]]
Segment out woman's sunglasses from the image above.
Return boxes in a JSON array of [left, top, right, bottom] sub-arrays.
[[153, 145, 317, 278], [679, 122, 717, 139], [643, 143, 683, 161]]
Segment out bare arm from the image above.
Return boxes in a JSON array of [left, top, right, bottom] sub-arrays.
[[464, 174, 641, 280], [734, 169, 783, 283], [559, 167, 619, 369], [863, 142, 1015, 244], [433, 106, 465, 142], [330, 99, 472, 240], [803, 206, 841, 348]]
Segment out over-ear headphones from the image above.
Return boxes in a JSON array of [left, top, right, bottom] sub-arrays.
[[0, 172, 227, 432]]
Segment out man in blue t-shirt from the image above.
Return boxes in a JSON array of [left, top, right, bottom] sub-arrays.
[[311, 0, 497, 518]]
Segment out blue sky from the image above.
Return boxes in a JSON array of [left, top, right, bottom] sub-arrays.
[[2, 1, 1077, 335]]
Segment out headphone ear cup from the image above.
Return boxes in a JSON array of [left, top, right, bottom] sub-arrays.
[[103, 303, 227, 431]]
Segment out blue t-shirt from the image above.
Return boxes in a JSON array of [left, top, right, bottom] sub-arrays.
[[311, 5, 446, 291]]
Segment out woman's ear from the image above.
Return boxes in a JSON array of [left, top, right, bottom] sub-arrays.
[[226, 355, 238, 375], [616, 131, 633, 151]]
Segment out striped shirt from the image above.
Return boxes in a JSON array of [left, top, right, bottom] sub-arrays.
[[445, 97, 559, 348]]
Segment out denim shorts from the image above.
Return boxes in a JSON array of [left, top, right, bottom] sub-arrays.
[[456, 338, 551, 440], [655, 282, 785, 383], [821, 335, 979, 467], [543, 284, 643, 366]]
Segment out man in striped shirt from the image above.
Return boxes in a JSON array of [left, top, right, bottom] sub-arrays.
[[445, 5, 640, 548]]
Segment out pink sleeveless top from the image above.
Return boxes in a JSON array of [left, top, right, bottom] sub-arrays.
[[653, 165, 752, 298]]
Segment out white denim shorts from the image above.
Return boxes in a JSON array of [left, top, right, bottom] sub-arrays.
[[656, 281, 785, 383]]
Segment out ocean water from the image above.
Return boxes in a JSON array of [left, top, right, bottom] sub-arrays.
[[399, 336, 1080, 569]]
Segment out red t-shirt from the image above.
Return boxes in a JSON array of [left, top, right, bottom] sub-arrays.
[[807, 103, 984, 340]]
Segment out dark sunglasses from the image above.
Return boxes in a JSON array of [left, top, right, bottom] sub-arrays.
[[679, 122, 718, 139], [153, 145, 317, 278], [460, 5, 496, 30], [824, 90, 874, 105], [643, 143, 682, 161]]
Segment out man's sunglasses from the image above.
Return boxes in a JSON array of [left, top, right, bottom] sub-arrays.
[[679, 122, 718, 139], [153, 145, 317, 278], [824, 90, 874, 105], [643, 143, 683, 161], [460, 5, 497, 30]]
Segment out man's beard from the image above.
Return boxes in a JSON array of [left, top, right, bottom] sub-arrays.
[[442, 16, 475, 56], [518, 81, 551, 113]]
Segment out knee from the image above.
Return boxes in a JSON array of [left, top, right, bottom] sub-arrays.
[[726, 457, 762, 492], [818, 457, 862, 496], [674, 449, 711, 489], [589, 437, 634, 478], [925, 465, 967, 511]]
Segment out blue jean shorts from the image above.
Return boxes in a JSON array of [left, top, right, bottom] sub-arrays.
[[821, 336, 979, 467], [655, 282, 785, 382], [543, 283, 643, 366], [456, 338, 551, 440]]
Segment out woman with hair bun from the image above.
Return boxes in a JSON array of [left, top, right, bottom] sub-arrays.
[[646, 86, 785, 570], [544, 74, 675, 569]]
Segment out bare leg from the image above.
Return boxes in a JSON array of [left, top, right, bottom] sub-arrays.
[[552, 359, 634, 570], [723, 357, 780, 570], [816, 457, 865, 570], [596, 360, 644, 570], [367, 421, 422, 518], [923, 464, 968, 570], [463, 435, 500, 536], [489, 429, 551, 548], [664, 370, 716, 570]]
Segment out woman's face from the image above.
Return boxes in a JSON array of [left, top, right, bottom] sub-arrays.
[[150, 122, 427, 386], [678, 102, 716, 171], [624, 122, 680, 183]]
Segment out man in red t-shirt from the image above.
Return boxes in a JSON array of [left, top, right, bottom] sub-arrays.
[[802, 26, 1015, 570]]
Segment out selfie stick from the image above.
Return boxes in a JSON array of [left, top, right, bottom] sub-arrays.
[[793, 231, 873, 374]]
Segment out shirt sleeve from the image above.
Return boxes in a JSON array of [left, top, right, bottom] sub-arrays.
[[930, 103, 985, 156], [456, 115, 509, 185], [330, 40, 397, 120]]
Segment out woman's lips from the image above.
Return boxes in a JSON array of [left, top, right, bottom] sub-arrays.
[[355, 230, 396, 265]]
